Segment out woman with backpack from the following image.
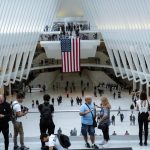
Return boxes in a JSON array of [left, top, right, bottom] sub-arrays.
[[97, 96, 111, 148]]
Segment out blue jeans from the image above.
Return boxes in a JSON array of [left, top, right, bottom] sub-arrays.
[[81, 124, 95, 136]]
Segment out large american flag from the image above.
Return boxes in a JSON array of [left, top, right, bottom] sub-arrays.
[[61, 37, 80, 73]]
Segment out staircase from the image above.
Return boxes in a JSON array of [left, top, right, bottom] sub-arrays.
[[86, 70, 116, 86], [29, 70, 59, 89], [52, 70, 93, 91]]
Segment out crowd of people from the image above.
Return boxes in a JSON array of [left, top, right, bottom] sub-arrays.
[[40, 32, 98, 42], [0, 93, 70, 150], [1, 88, 150, 149], [79, 91, 150, 148], [50, 22, 90, 32]]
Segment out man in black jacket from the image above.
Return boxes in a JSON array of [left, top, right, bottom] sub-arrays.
[[38, 94, 55, 150], [0, 95, 12, 150]]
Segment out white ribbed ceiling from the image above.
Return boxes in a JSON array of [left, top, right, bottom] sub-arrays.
[[1, 0, 150, 88], [0, 0, 61, 87]]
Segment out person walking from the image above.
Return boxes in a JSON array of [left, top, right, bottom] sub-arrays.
[[70, 98, 74, 106], [130, 114, 133, 125], [79, 96, 99, 149], [137, 91, 150, 146], [32, 100, 34, 108], [117, 106, 121, 115], [132, 115, 135, 125], [0, 95, 12, 150], [120, 113, 124, 122], [38, 94, 55, 150], [111, 115, 115, 125], [130, 104, 134, 113], [51, 98, 54, 105], [12, 92, 29, 150], [113, 92, 116, 99], [98, 96, 111, 148]]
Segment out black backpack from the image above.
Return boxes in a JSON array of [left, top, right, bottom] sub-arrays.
[[11, 103, 18, 123], [41, 103, 52, 120]]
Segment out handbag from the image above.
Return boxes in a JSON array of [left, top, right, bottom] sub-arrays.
[[85, 103, 97, 127], [98, 118, 108, 130], [98, 108, 110, 129]]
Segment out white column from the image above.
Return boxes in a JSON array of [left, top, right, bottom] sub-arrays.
[[147, 84, 149, 97], [140, 83, 143, 91], [133, 80, 136, 90]]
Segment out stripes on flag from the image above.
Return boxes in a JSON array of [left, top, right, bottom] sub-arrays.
[[61, 37, 80, 73]]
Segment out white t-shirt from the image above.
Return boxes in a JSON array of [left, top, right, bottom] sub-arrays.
[[45, 134, 64, 150], [137, 99, 150, 113], [12, 101, 24, 122]]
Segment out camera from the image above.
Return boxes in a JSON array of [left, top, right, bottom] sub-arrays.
[[21, 105, 29, 112]]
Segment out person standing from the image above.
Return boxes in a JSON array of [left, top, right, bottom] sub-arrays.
[[70, 98, 74, 106], [132, 115, 135, 125], [12, 92, 29, 150], [79, 96, 99, 149], [117, 106, 121, 115], [36, 100, 39, 107], [118, 90, 121, 98], [130, 104, 134, 113], [32, 100, 34, 108], [137, 92, 150, 146], [120, 113, 124, 122], [51, 98, 54, 105], [79, 98, 82, 106], [42, 85, 46, 92], [111, 115, 115, 125], [98, 97, 111, 148], [113, 92, 116, 99], [38, 94, 55, 150], [0, 95, 11, 150], [130, 114, 133, 125]]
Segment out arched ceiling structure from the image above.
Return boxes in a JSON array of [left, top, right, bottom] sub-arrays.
[[0, 0, 61, 87], [80, 0, 150, 86], [1, 0, 150, 87]]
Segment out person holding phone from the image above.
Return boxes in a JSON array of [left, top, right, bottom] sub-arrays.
[[79, 96, 98, 149]]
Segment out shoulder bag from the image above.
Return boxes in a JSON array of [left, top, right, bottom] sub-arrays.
[[85, 103, 97, 127]]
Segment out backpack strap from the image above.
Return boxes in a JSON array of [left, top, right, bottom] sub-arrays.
[[85, 103, 94, 119], [11, 102, 19, 110]]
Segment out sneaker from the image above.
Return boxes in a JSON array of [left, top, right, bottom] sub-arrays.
[[102, 141, 109, 148], [139, 142, 143, 146], [14, 146, 20, 150], [85, 142, 91, 148], [91, 144, 99, 149], [144, 142, 147, 146], [99, 140, 107, 145], [20, 146, 29, 150]]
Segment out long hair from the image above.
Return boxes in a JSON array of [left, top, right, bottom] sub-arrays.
[[101, 96, 111, 109]]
